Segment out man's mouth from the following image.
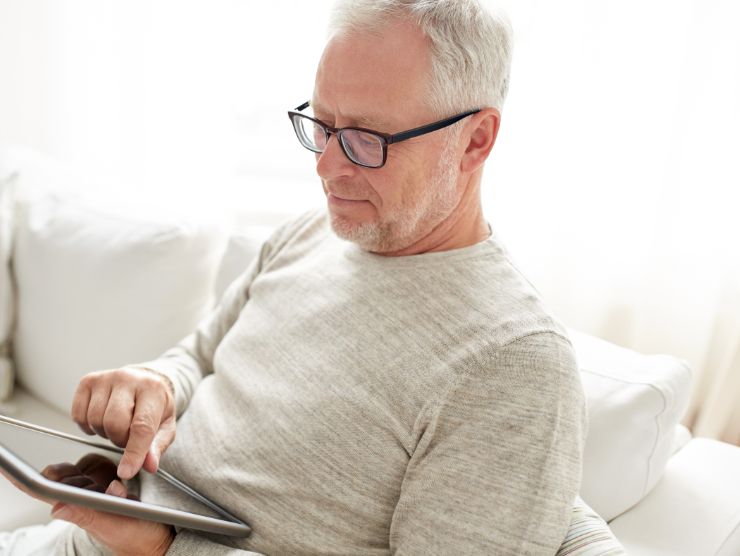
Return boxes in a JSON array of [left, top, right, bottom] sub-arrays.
[[327, 193, 369, 204], [328, 193, 366, 202]]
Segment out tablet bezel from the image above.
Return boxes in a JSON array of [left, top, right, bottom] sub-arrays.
[[0, 416, 251, 538]]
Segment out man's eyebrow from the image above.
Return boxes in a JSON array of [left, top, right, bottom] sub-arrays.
[[310, 100, 387, 130]]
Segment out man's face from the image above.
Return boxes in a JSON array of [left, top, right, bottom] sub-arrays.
[[312, 18, 463, 253]]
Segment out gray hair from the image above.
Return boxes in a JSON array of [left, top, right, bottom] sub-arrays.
[[327, 0, 514, 117]]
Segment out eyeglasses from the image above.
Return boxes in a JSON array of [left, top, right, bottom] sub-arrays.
[[288, 101, 480, 169]]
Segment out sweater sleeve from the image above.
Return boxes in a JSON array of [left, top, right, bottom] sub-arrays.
[[388, 331, 588, 555], [124, 253, 262, 417]]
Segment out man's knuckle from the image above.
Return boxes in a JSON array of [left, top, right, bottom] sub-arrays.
[[141, 375, 166, 393], [87, 398, 106, 417], [129, 418, 156, 436], [86, 407, 101, 425], [103, 416, 128, 438], [109, 368, 132, 385], [76, 510, 95, 529], [71, 408, 86, 423], [78, 374, 95, 390]]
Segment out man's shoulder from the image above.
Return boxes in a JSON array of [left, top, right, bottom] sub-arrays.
[[428, 240, 571, 350], [259, 207, 329, 264], [269, 207, 328, 245]]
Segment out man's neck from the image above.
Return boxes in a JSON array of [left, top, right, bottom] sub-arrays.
[[374, 190, 490, 257]]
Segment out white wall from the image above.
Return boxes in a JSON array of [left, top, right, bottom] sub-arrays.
[[1, 1, 740, 390]]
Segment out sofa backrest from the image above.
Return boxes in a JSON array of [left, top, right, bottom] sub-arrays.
[[1, 147, 230, 417]]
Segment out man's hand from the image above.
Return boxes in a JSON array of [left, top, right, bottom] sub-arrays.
[[71, 367, 176, 480], [44, 455, 173, 555], [3, 455, 175, 556]]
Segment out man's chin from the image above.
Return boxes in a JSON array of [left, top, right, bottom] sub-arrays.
[[329, 213, 385, 251]]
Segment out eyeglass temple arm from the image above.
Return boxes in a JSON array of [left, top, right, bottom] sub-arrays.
[[387, 109, 480, 144], [292, 101, 479, 145]]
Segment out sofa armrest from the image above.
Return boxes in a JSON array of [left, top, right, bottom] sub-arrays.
[[608, 437, 740, 556]]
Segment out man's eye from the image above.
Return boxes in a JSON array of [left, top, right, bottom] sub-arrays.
[[358, 134, 377, 146]]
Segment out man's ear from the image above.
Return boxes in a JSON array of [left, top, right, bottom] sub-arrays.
[[460, 108, 501, 174]]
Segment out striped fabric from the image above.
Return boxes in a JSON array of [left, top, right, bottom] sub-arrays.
[[556, 496, 627, 556]]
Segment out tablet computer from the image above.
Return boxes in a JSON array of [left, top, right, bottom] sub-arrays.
[[0, 414, 251, 538]]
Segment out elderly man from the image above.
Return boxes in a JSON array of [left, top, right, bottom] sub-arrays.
[[3, 1, 587, 554]]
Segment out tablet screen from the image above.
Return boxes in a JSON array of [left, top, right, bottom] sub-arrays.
[[0, 416, 249, 536]]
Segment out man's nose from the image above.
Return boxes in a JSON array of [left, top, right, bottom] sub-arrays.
[[316, 134, 355, 180]]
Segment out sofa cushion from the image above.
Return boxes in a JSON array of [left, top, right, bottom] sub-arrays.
[[568, 328, 693, 522], [214, 225, 274, 301], [12, 192, 228, 415], [609, 438, 740, 556]]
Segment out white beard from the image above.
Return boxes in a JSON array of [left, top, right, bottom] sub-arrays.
[[329, 127, 461, 253]]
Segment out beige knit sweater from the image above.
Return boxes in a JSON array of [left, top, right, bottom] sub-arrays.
[[65, 208, 587, 555]]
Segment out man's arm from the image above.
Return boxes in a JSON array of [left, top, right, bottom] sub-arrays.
[[122, 209, 320, 416], [58, 212, 320, 555], [389, 331, 587, 555], [70, 211, 313, 477], [69, 253, 266, 480], [123, 246, 268, 418]]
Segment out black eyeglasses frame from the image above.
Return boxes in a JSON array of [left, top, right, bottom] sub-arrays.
[[287, 101, 480, 169]]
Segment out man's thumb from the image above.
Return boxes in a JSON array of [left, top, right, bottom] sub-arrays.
[[105, 480, 128, 498]]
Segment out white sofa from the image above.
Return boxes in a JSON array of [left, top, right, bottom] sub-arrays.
[[1, 150, 739, 555]]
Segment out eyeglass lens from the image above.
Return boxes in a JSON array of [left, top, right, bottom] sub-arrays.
[[293, 115, 384, 168]]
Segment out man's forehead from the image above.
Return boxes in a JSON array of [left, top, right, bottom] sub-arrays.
[[310, 98, 391, 130], [311, 22, 431, 131]]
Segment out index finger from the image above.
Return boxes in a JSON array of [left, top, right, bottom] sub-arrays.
[[117, 390, 167, 480]]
